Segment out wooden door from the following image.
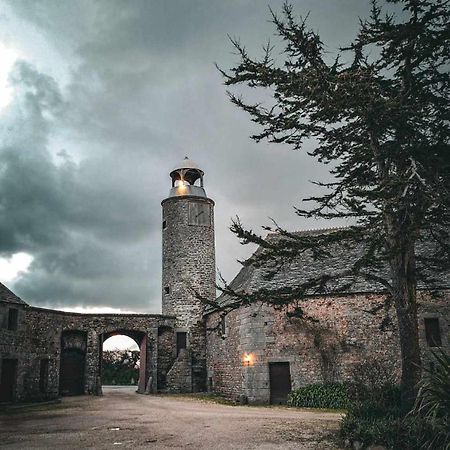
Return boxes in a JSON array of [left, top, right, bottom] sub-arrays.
[[60, 349, 85, 395], [0, 359, 17, 402], [39, 359, 49, 393], [269, 362, 291, 405]]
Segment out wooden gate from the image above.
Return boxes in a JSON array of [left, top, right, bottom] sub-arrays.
[[0, 359, 17, 402], [60, 349, 85, 395], [269, 362, 291, 405]]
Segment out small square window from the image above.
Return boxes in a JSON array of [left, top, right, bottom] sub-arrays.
[[164, 286, 170, 294], [188, 202, 211, 226], [424, 318, 442, 347], [7, 308, 18, 331]]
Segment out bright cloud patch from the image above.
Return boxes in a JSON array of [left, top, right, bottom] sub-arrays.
[[103, 335, 139, 351], [0, 42, 20, 110], [58, 305, 139, 314], [0, 252, 33, 283]]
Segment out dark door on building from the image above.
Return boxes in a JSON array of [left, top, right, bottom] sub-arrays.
[[60, 349, 85, 395], [269, 362, 292, 405], [176, 332, 187, 356], [0, 359, 17, 402], [39, 359, 49, 393]]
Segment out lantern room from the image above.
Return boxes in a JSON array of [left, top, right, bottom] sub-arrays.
[[168, 156, 206, 198]]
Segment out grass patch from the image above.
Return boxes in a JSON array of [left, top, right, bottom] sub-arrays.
[[156, 392, 237, 406]]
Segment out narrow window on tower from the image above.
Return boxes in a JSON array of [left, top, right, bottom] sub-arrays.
[[176, 332, 187, 356], [164, 286, 170, 295], [7, 308, 18, 331], [220, 315, 227, 338], [162, 220, 167, 230], [424, 318, 442, 347]]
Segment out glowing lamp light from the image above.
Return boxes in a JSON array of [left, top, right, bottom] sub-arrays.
[[242, 353, 254, 367], [174, 179, 190, 194]]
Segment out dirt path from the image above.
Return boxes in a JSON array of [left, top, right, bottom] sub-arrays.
[[0, 387, 343, 449]]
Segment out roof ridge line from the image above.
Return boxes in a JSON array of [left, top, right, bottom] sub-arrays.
[[266, 225, 350, 236]]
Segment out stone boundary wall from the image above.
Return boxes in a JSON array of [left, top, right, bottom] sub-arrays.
[[0, 304, 176, 402]]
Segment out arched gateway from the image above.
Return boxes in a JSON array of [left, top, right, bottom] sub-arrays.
[[100, 330, 146, 392], [54, 313, 176, 396]]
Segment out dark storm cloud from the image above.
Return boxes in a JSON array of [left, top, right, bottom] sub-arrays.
[[2, 0, 371, 311], [0, 61, 161, 310]]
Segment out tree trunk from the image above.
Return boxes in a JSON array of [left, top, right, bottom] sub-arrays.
[[395, 303, 421, 404], [389, 235, 421, 405]]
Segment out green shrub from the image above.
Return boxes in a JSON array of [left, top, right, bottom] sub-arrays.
[[350, 357, 397, 395], [288, 383, 351, 409], [340, 350, 450, 449], [340, 400, 422, 449], [410, 349, 450, 450], [102, 350, 139, 386]]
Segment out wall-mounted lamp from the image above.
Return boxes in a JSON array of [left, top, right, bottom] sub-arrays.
[[242, 353, 254, 367]]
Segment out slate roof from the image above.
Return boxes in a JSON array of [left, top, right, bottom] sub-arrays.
[[0, 282, 28, 306], [211, 227, 450, 312]]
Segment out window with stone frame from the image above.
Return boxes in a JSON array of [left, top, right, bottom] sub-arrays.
[[176, 332, 187, 356], [220, 315, 227, 338], [424, 317, 442, 347], [7, 308, 18, 331], [188, 202, 211, 226]]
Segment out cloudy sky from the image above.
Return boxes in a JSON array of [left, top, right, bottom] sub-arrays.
[[0, 0, 372, 314]]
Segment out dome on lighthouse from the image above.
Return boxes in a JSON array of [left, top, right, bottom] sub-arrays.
[[170, 157, 204, 176]]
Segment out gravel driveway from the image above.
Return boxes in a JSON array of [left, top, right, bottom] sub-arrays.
[[0, 387, 342, 449]]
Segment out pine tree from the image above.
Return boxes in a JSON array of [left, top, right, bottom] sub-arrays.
[[217, 0, 450, 403]]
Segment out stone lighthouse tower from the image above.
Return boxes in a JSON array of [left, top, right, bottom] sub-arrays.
[[161, 157, 215, 391]]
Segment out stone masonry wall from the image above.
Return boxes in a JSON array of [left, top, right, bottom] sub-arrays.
[[161, 196, 215, 392], [206, 309, 242, 400], [206, 291, 450, 404], [0, 302, 57, 403], [166, 349, 192, 393], [157, 326, 176, 390], [0, 303, 176, 402]]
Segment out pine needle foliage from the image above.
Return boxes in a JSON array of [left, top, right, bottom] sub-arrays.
[[216, 0, 450, 403]]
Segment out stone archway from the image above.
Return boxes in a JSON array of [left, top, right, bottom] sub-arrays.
[[100, 330, 149, 393]]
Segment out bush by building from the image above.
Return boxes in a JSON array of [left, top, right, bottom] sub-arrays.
[[288, 383, 351, 410], [340, 350, 450, 449]]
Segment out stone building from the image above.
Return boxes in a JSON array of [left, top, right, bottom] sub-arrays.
[[204, 230, 450, 403], [0, 158, 449, 404], [0, 280, 176, 402]]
